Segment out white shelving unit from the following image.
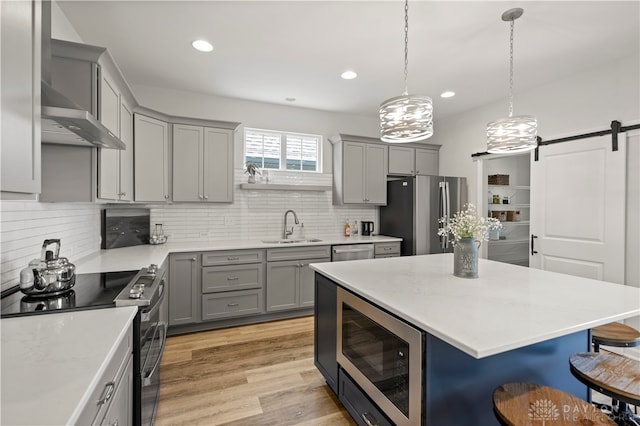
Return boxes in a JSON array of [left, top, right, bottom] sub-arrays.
[[477, 153, 531, 267]]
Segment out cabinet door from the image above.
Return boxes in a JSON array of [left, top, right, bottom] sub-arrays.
[[134, 114, 169, 202], [415, 148, 438, 176], [266, 260, 299, 311], [169, 254, 200, 326], [1, 0, 41, 194], [342, 142, 366, 203], [299, 258, 328, 308], [118, 102, 133, 201], [203, 128, 233, 202], [100, 355, 132, 426], [99, 66, 120, 135], [364, 144, 388, 204], [173, 124, 203, 202], [388, 146, 414, 175], [98, 147, 120, 200]]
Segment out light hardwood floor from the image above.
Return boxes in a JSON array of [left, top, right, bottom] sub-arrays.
[[155, 316, 356, 426]]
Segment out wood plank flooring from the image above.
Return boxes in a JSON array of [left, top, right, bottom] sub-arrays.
[[155, 316, 355, 425]]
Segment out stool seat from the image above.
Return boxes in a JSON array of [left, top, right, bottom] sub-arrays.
[[569, 352, 640, 407], [493, 382, 616, 425], [592, 322, 640, 349]]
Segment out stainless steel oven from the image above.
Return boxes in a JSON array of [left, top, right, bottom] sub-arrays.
[[115, 265, 167, 426], [337, 287, 423, 426]]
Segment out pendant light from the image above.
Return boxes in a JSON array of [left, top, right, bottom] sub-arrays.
[[380, 0, 433, 143], [487, 8, 537, 154]]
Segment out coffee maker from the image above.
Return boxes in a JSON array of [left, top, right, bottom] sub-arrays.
[[361, 221, 374, 236]]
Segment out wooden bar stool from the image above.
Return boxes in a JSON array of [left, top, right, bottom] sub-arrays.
[[570, 352, 640, 426], [592, 323, 640, 352], [493, 382, 616, 425]]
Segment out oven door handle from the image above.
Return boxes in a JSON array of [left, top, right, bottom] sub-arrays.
[[143, 322, 167, 387], [141, 277, 166, 323]]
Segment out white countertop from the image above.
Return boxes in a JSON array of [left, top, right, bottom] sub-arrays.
[[75, 235, 401, 273], [1, 306, 138, 425], [310, 254, 640, 359]]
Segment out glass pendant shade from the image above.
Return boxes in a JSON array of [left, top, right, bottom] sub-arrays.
[[487, 115, 538, 153], [380, 94, 433, 143]]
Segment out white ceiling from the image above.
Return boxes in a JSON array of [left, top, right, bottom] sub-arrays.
[[57, 1, 640, 120]]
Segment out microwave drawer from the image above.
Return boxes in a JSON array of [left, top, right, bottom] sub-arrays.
[[339, 368, 393, 426]]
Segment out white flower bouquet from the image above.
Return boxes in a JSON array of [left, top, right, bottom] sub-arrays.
[[437, 203, 502, 244]]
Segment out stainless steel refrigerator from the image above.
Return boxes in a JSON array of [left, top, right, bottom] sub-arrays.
[[380, 175, 467, 256]]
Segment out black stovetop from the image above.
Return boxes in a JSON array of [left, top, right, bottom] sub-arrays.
[[0, 270, 138, 318]]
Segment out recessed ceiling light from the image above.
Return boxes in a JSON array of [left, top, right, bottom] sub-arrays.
[[285, 97, 296, 102], [192, 39, 214, 52], [341, 70, 358, 80], [440, 91, 456, 98]]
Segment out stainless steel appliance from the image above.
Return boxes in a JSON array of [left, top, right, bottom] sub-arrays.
[[1, 264, 167, 426], [337, 287, 423, 426], [19, 239, 76, 296], [361, 221, 375, 236], [331, 244, 374, 261], [380, 175, 467, 256]]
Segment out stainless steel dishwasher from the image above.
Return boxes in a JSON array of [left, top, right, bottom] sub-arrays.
[[331, 244, 375, 261]]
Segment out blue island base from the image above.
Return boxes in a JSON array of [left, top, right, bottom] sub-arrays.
[[425, 330, 590, 425]]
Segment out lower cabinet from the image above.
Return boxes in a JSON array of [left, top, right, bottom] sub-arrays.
[[339, 368, 393, 426], [266, 246, 331, 312], [202, 289, 264, 321], [374, 242, 401, 258], [168, 253, 200, 326], [77, 324, 133, 426], [314, 273, 338, 394]]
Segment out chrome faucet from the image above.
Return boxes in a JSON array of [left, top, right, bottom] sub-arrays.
[[283, 210, 300, 239]]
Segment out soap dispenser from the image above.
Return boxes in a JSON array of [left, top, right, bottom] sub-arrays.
[[344, 219, 351, 237]]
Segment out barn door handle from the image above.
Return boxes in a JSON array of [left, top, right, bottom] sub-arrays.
[[531, 234, 538, 255]]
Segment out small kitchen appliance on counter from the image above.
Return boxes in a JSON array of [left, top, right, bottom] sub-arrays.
[[19, 239, 76, 297], [361, 221, 374, 236]]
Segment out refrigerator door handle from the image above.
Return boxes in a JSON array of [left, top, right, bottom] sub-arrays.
[[444, 181, 451, 249]]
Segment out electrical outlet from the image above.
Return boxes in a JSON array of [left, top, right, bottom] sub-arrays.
[[224, 216, 234, 226]]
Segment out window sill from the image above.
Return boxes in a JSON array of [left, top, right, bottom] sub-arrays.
[[239, 183, 331, 192]]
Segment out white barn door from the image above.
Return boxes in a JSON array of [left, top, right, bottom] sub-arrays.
[[530, 133, 626, 284]]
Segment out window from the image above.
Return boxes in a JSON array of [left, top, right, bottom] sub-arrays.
[[244, 128, 321, 172]]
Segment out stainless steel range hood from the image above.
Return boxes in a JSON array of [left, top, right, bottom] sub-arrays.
[[40, 1, 124, 150]]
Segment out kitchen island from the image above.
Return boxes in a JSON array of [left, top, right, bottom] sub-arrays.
[[310, 254, 640, 425]]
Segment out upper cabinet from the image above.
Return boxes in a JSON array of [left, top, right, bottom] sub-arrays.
[[173, 124, 234, 203], [134, 114, 170, 202], [388, 145, 440, 176], [1, 0, 41, 195], [331, 134, 388, 205]]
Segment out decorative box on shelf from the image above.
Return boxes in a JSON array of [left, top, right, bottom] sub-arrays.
[[488, 174, 510, 185]]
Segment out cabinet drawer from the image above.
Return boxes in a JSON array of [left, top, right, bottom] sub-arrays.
[[202, 264, 264, 293], [267, 245, 331, 262], [375, 254, 400, 259], [202, 289, 264, 321], [375, 242, 401, 256], [77, 324, 133, 426], [339, 368, 393, 426], [202, 249, 264, 266]]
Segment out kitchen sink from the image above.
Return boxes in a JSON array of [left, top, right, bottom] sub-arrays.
[[261, 238, 322, 244]]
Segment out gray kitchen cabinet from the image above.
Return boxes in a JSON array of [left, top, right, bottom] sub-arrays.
[[169, 253, 201, 326], [99, 100, 133, 201], [388, 146, 415, 175], [331, 134, 388, 205], [173, 124, 233, 202], [388, 146, 439, 176], [201, 249, 265, 321], [266, 246, 330, 312], [77, 323, 133, 426], [1, 0, 41, 195], [374, 241, 401, 258], [415, 147, 439, 176], [134, 114, 170, 202]]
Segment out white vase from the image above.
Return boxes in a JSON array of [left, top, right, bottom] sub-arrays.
[[248, 175, 256, 184]]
